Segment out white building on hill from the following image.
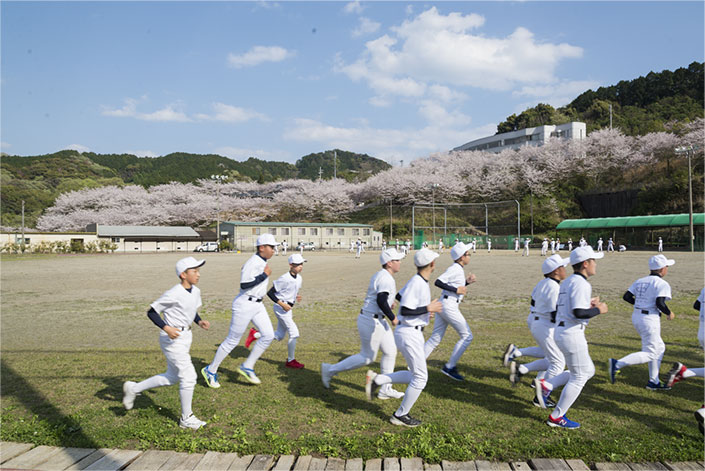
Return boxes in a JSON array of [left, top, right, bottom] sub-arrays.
[[454, 122, 586, 154]]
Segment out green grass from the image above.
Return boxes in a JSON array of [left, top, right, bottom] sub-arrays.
[[1, 298, 703, 464]]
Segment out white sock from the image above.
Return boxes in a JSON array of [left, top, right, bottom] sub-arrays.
[[287, 338, 297, 362]]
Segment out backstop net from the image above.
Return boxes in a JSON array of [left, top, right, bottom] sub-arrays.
[[411, 201, 521, 250]]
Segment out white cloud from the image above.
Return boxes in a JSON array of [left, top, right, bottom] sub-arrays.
[[102, 98, 191, 122], [283, 117, 494, 162], [343, 1, 364, 14], [338, 7, 584, 98], [227, 46, 295, 68], [215, 146, 292, 162], [352, 17, 381, 38], [126, 150, 159, 158], [195, 102, 268, 123], [65, 144, 91, 153], [513, 79, 600, 107]]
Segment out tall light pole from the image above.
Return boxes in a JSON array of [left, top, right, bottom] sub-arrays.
[[431, 183, 439, 247], [675, 145, 697, 252], [210, 174, 228, 245]]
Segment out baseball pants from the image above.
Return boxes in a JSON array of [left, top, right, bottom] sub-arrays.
[[530, 317, 569, 389], [375, 325, 428, 417], [273, 305, 299, 361], [133, 330, 197, 420], [328, 314, 396, 378], [551, 324, 595, 419], [209, 297, 274, 373], [424, 298, 472, 369], [614, 312, 665, 383], [698, 318, 704, 348]]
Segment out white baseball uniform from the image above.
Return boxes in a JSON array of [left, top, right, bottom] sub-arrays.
[[597, 239, 603, 252], [607, 238, 614, 252], [270, 271, 303, 361], [541, 240, 548, 256], [132, 283, 202, 421], [613, 274, 672, 383], [523, 239, 530, 256], [208, 254, 273, 375], [550, 273, 601, 420], [487, 239, 492, 252], [325, 268, 399, 395], [424, 262, 472, 369], [373, 273, 432, 418], [527, 278, 569, 390], [658, 238, 663, 253], [550, 240, 556, 254], [515, 238, 520, 252]]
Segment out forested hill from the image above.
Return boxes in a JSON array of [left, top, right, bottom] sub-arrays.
[[0, 149, 390, 227], [497, 61, 704, 135]]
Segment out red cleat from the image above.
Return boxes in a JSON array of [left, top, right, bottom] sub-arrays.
[[285, 359, 305, 369], [665, 362, 687, 388], [244, 328, 260, 348]]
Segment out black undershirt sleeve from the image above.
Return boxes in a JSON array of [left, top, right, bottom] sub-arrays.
[[434, 279, 457, 293], [267, 286, 280, 303], [623, 291, 636, 305], [694, 300, 701, 312], [395, 292, 402, 301], [193, 313, 202, 324], [147, 307, 167, 329], [376, 292, 396, 321], [655, 296, 671, 315], [400, 306, 428, 317], [573, 307, 601, 319], [530, 298, 535, 306], [240, 272, 268, 290]]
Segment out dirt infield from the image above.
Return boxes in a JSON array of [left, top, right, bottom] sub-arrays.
[[1, 249, 703, 351]]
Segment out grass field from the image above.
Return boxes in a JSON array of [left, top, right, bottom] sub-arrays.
[[1, 249, 703, 464]]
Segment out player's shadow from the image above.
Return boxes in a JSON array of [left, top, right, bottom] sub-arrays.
[[257, 356, 391, 417], [423, 360, 531, 415], [192, 346, 254, 386], [96, 376, 180, 422]]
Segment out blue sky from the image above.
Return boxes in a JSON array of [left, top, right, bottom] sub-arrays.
[[1, 1, 703, 165]]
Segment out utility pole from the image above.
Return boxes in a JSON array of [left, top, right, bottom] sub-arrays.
[[21, 200, 25, 252], [318, 166, 323, 181], [609, 103, 613, 130], [333, 150, 337, 179]]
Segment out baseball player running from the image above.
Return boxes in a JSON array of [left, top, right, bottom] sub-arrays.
[[122, 257, 209, 430], [320, 249, 406, 400], [365, 248, 443, 427], [544, 246, 608, 429], [664, 287, 705, 387], [268, 253, 307, 369], [201, 234, 278, 387], [608, 254, 676, 390], [423, 242, 476, 381]]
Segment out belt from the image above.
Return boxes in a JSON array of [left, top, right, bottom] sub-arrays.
[[443, 295, 460, 303], [640, 309, 658, 315], [414, 325, 425, 331], [174, 325, 191, 331], [557, 321, 584, 330], [373, 314, 388, 323], [247, 296, 263, 303]]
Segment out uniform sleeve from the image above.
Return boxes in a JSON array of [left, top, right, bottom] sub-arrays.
[[570, 282, 592, 311], [654, 280, 672, 300], [150, 289, 177, 314]]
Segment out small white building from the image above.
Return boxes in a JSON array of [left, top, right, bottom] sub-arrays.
[[220, 221, 383, 252], [454, 122, 586, 154]]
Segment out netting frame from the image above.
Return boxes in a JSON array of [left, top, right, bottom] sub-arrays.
[[411, 200, 520, 249]]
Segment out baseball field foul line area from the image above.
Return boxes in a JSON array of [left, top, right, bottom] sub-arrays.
[[1, 252, 703, 463]]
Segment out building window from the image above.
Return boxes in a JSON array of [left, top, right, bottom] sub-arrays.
[[15, 236, 30, 245], [252, 228, 261, 235], [282, 228, 290, 235], [326, 228, 334, 235], [310, 228, 318, 236], [297, 228, 306, 235], [352, 228, 360, 236], [269, 228, 277, 235], [363, 229, 370, 236], [337, 228, 345, 236]]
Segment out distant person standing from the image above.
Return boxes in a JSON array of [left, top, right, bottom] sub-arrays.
[[607, 238, 615, 253], [515, 238, 520, 253], [658, 237, 663, 253], [541, 239, 549, 257], [597, 238, 603, 253], [550, 239, 556, 255], [487, 237, 492, 253], [438, 239, 444, 253], [523, 238, 530, 256], [567, 239, 573, 251]]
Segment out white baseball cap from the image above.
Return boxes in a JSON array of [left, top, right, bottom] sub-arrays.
[[569, 246, 604, 265], [256, 233, 279, 246], [542, 254, 570, 275], [648, 254, 675, 270], [414, 248, 439, 267], [175, 256, 205, 277], [450, 242, 470, 261], [380, 248, 405, 265], [288, 253, 307, 264]]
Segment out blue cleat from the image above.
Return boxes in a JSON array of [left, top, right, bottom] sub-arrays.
[[645, 380, 671, 391], [547, 414, 580, 429], [441, 365, 465, 381], [608, 358, 619, 384]]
